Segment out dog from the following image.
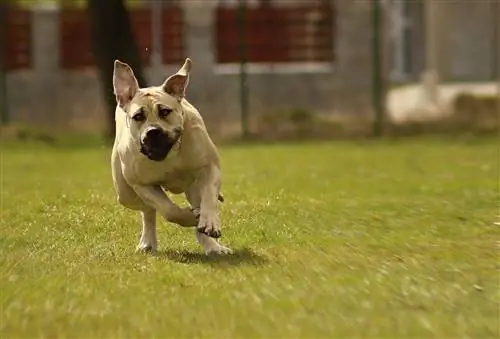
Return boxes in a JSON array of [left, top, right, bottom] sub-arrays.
[[110, 57, 232, 255]]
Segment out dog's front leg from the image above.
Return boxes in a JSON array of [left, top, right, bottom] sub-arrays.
[[136, 207, 157, 253], [186, 186, 232, 255], [133, 185, 198, 227], [197, 165, 223, 239]]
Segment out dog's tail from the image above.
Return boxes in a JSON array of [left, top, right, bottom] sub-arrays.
[[218, 193, 224, 203]]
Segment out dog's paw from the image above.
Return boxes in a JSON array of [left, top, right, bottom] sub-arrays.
[[205, 244, 233, 256], [135, 242, 157, 254], [197, 213, 222, 238]]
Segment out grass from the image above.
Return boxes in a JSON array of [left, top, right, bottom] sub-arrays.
[[1, 136, 498, 338]]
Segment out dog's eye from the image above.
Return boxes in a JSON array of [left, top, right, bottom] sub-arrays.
[[158, 108, 173, 119], [132, 111, 146, 122]]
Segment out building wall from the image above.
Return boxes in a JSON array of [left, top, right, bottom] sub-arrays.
[[6, 1, 377, 132], [5, 0, 495, 133]]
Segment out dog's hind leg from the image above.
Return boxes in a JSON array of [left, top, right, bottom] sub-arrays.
[[136, 206, 157, 253], [185, 187, 232, 255]]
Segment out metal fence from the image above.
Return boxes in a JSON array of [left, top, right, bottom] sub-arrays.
[[1, 0, 498, 139]]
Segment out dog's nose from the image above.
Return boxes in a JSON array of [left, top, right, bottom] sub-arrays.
[[146, 128, 163, 139]]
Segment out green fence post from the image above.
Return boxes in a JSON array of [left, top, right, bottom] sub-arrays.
[[493, 0, 499, 81], [372, 0, 383, 137], [0, 2, 8, 125], [238, 0, 249, 138]]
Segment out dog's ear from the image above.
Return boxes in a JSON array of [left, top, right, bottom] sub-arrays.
[[113, 60, 139, 107], [162, 58, 192, 101]]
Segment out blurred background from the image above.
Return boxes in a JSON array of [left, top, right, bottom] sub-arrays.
[[1, 0, 499, 142]]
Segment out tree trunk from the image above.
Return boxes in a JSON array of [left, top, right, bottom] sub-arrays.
[[87, 0, 147, 140]]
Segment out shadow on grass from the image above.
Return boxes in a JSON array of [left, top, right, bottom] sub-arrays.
[[156, 247, 268, 266]]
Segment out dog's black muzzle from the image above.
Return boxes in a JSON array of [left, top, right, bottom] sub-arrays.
[[140, 127, 180, 162]]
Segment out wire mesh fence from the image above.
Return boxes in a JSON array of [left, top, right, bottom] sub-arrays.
[[1, 0, 498, 140]]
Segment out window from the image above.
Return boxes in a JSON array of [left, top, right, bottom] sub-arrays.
[[59, 2, 184, 70], [389, 0, 423, 81], [5, 5, 31, 70], [215, 0, 335, 74]]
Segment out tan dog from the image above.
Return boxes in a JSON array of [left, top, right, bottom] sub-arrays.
[[111, 58, 232, 255]]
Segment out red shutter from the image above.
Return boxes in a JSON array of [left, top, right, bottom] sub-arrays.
[[215, 3, 335, 64], [5, 6, 32, 70]]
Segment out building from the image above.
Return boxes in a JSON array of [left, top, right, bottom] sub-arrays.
[[3, 0, 497, 132]]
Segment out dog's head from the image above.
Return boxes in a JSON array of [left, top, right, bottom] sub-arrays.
[[112, 58, 192, 162]]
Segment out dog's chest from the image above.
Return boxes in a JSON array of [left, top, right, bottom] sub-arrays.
[[125, 153, 195, 193], [158, 170, 195, 194]]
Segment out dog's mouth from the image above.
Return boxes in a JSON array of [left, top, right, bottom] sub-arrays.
[[140, 144, 170, 161], [140, 134, 180, 162]]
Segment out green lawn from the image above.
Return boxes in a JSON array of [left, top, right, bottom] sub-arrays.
[[1, 136, 498, 338]]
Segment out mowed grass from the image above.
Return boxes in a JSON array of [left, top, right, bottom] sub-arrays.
[[1, 136, 498, 338]]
